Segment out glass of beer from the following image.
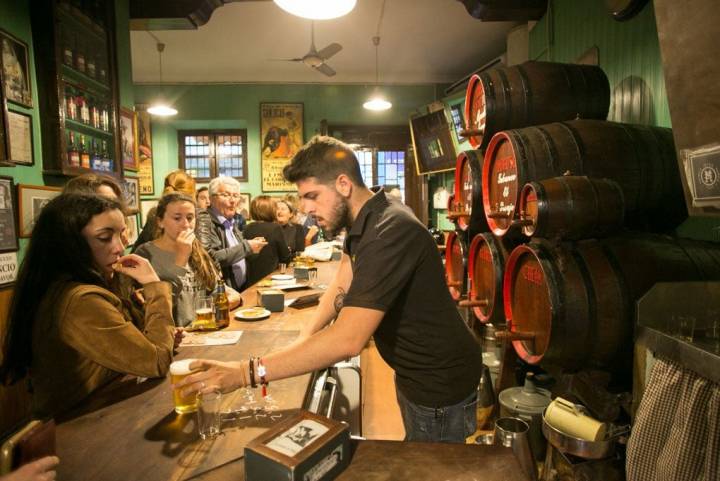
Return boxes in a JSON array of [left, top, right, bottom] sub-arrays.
[[170, 359, 200, 414], [193, 295, 216, 331]]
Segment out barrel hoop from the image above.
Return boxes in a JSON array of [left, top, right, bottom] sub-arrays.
[[559, 63, 580, 119], [626, 124, 651, 207], [480, 73, 495, 147], [598, 241, 633, 326], [556, 121, 586, 174], [526, 181, 547, 238], [516, 64, 533, 125], [533, 126, 560, 175], [570, 246, 597, 359], [586, 177, 603, 236], [496, 68, 513, 132], [559, 176, 580, 236]]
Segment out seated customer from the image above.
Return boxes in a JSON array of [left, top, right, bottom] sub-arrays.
[[284, 194, 319, 246], [275, 198, 305, 255], [133, 170, 197, 251], [135, 193, 240, 326], [63, 172, 124, 203], [243, 195, 292, 287], [196, 176, 267, 291], [0, 194, 175, 418]]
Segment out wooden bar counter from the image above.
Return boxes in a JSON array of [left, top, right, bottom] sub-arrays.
[[55, 261, 339, 481]]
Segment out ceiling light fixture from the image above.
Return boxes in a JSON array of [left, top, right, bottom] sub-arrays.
[[147, 39, 177, 117], [364, 0, 391, 112], [273, 0, 357, 20]]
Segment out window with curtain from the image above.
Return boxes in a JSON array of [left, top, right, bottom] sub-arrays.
[[178, 129, 248, 182]]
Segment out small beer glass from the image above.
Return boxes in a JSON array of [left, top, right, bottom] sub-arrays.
[[193, 295, 216, 331], [170, 359, 199, 414]]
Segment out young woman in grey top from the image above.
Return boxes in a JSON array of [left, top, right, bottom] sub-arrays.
[[135, 193, 239, 326]]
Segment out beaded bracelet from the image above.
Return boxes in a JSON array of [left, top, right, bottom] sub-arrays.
[[258, 358, 268, 397], [248, 356, 257, 388]]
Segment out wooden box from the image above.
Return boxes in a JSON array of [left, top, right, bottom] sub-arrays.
[[245, 410, 350, 481]]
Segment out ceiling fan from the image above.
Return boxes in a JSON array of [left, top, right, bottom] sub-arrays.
[[271, 22, 342, 77]]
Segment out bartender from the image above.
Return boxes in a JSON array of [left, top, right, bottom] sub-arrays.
[[178, 136, 482, 443]]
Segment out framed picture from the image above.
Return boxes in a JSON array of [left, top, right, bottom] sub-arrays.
[[0, 176, 18, 252], [238, 193, 251, 219], [18, 184, 62, 238], [140, 198, 158, 226], [120, 108, 137, 171], [0, 70, 10, 164], [0, 251, 18, 287], [120, 177, 140, 214], [125, 214, 139, 245], [136, 110, 154, 195], [7, 110, 32, 165], [0, 30, 32, 108], [260, 102, 303, 192]]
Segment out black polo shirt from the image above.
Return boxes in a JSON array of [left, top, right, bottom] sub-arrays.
[[343, 191, 482, 408]]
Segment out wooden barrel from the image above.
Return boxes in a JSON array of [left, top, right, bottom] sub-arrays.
[[445, 230, 468, 301], [482, 119, 685, 236], [463, 61, 610, 149], [518, 176, 625, 239], [452, 150, 489, 236], [502, 234, 720, 370], [446, 193, 458, 228], [465, 232, 522, 324]]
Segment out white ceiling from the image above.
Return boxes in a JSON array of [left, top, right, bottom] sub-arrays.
[[129, 0, 518, 85]]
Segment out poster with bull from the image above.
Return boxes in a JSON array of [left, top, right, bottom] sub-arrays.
[[260, 102, 303, 192]]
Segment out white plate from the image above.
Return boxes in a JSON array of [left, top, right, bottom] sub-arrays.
[[271, 274, 294, 281], [234, 307, 271, 320]]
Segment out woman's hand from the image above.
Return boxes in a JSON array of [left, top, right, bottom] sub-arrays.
[[174, 359, 248, 397], [0, 456, 59, 481], [248, 237, 268, 254], [174, 229, 195, 266], [226, 286, 243, 310], [113, 254, 161, 285], [173, 327, 185, 350]]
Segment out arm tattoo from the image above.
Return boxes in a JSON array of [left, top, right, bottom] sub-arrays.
[[333, 287, 346, 314]]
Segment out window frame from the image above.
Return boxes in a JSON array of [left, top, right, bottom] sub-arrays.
[[178, 129, 249, 182]]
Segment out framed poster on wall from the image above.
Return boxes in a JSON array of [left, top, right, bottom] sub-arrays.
[[0, 30, 32, 108], [260, 102, 303, 192], [136, 110, 154, 195], [0, 176, 18, 252], [120, 108, 138, 171]]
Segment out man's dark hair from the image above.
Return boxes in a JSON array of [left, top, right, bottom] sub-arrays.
[[283, 135, 366, 187]]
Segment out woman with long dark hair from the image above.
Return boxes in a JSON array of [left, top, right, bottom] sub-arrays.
[[243, 195, 292, 287], [135, 193, 240, 326], [0, 194, 175, 418]]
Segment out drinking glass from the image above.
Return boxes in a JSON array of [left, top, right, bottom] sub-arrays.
[[197, 390, 222, 439], [678, 315, 696, 342], [279, 263, 287, 274], [307, 268, 318, 288], [193, 296, 216, 331], [170, 359, 199, 414]]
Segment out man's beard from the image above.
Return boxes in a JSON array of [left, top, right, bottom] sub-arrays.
[[325, 194, 352, 237]]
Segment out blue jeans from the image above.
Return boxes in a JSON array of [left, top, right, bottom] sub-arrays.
[[395, 384, 478, 443]]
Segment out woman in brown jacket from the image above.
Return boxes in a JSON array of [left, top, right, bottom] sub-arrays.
[[0, 194, 176, 418]]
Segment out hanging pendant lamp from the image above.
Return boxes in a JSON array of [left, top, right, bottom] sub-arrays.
[[363, 36, 392, 111], [147, 40, 177, 117], [273, 0, 356, 20]]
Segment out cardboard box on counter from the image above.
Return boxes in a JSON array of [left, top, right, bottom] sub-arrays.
[[245, 410, 350, 481]]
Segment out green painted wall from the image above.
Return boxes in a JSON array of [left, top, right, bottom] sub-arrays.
[[0, 0, 136, 261], [529, 0, 671, 127], [133, 83, 439, 198], [529, 0, 720, 240]]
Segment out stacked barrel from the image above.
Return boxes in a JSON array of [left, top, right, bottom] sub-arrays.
[[444, 60, 719, 378]]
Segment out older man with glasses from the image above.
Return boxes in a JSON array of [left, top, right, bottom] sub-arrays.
[[196, 176, 267, 291]]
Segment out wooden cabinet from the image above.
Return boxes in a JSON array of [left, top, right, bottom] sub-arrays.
[[31, 0, 121, 177]]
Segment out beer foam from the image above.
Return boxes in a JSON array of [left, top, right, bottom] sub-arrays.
[[170, 358, 197, 376]]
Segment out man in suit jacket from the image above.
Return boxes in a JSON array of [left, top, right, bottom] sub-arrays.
[[196, 176, 267, 291]]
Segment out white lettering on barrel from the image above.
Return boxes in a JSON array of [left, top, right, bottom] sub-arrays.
[[497, 172, 517, 184]]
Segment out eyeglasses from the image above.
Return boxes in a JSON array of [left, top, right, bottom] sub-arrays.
[[213, 192, 242, 200]]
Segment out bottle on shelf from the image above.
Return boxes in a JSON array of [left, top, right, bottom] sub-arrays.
[[66, 87, 77, 121], [62, 30, 74, 67], [86, 53, 96, 79], [79, 93, 90, 124], [101, 104, 109, 131], [91, 139, 101, 170], [104, 141, 113, 172], [91, 101, 100, 129], [213, 278, 231, 329], [79, 135, 90, 168], [74, 38, 86, 74], [68, 131, 80, 167]]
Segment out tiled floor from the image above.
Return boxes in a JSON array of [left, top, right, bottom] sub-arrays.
[[360, 341, 405, 440]]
